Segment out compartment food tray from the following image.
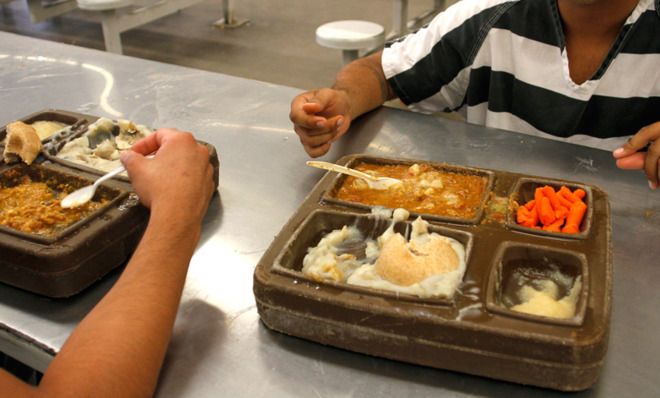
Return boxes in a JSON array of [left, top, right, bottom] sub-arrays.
[[253, 154, 611, 391], [0, 109, 219, 297]]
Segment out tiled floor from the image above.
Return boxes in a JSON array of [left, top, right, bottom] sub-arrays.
[[0, 0, 440, 89]]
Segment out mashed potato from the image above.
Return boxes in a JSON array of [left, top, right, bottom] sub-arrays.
[[510, 277, 582, 319], [56, 117, 151, 173], [30, 120, 68, 140], [302, 209, 466, 299]]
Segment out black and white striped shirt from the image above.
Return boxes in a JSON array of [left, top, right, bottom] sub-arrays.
[[382, 0, 660, 149]]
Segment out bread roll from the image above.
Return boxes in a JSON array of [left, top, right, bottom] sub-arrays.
[[3, 121, 42, 165], [375, 233, 459, 286]]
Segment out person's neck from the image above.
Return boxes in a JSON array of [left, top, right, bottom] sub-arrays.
[[558, 0, 641, 39], [557, 0, 641, 83]]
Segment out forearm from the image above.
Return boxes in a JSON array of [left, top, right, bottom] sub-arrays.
[[37, 208, 201, 397], [332, 51, 396, 120]]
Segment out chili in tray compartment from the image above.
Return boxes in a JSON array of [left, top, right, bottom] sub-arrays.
[[323, 156, 494, 225]]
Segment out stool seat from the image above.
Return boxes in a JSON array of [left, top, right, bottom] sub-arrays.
[[77, 0, 135, 10], [316, 20, 385, 51]]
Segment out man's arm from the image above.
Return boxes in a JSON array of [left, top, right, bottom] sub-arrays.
[[290, 51, 396, 157], [0, 129, 215, 397]]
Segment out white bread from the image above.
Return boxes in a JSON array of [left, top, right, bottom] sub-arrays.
[[3, 121, 42, 165], [375, 233, 459, 286]]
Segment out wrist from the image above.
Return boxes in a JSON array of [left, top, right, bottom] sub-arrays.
[[147, 204, 203, 246], [331, 87, 355, 121]]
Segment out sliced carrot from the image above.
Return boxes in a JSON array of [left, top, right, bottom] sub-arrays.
[[558, 186, 579, 203], [562, 200, 587, 234], [556, 193, 573, 208], [517, 186, 587, 233], [529, 205, 539, 226], [517, 206, 530, 224], [539, 196, 556, 226], [543, 218, 564, 232], [517, 206, 537, 227], [554, 205, 569, 221], [542, 185, 562, 211], [534, 187, 545, 210], [524, 199, 536, 211]]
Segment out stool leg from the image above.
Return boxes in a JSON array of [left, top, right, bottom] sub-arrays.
[[342, 49, 359, 65], [101, 10, 123, 54]]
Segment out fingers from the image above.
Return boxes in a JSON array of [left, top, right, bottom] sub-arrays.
[[327, 115, 350, 142], [290, 91, 327, 130], [644, 140, 660, 189], [613, 122, 659, 157], [628, 122, 660, 149], [201, 162, 215, 206], [290, 88, 353, 157], [613, 122, 660, 189], [615, 152, 645, 169], [294, 115, 349, 157], [302, 141, 332, 158], [129, 128, 190, 155]]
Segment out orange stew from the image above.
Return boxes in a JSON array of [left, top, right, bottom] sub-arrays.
[[0, 176, 107, 236], [336, 163, 488, 219]]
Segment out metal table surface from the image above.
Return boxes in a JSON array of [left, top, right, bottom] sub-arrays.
[[0, 32, 658, 397]]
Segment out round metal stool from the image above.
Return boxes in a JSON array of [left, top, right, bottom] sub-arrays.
[[316, 20, 385, 65]]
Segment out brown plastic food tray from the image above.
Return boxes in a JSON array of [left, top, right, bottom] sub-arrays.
[[254, 154, 611, 391], [0, 109, 220, 297], [0, 109, 85, 155]]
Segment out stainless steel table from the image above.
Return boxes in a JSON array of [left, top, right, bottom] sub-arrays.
[[0, 31, 658, 397]]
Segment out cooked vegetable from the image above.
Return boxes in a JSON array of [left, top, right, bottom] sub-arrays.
[[516, 185, 587, 234]]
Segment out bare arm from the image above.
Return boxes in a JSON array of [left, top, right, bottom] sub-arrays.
[[332, 51, 396, 120], [290, 51, 396, 157], [0, 129, 215, 397]]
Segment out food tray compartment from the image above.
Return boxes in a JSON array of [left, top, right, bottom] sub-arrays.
[[0, 163, 124, 244], [507, 177, 593, 239], [0, 109, 89, 154], [41, 115, 150, 179], [0, 157, 149, 297], [486, 242, 588, 326], [255, 153, 611, 391], [41, 115, 220, 185], [273, 208, 474, 305], [322, 156, 495, 225]]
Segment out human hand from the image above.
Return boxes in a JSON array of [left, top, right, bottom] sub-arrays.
[[290, 88, 352, 157], [613, 122, 660, 190], [120, 128, 215, 223]]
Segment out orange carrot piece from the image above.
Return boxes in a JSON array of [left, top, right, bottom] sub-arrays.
[[524, 199, 536, 211], [542, 186, 562, 211], [562, 200, 587, 234], [554, 206, 569, 221], [517, 206, 537, 227], [534, 187, 545, 210], [556, 193, 573, 208], [558, 186, 579, 203], [539, 196, 556, 226], [543, 218, 564, 232], [529, 205, 539, 226], [573, 188, 586, 200], [517, 206, 530, 224]]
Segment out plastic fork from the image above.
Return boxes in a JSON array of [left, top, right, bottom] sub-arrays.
[[306, 161, 402, 190]]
